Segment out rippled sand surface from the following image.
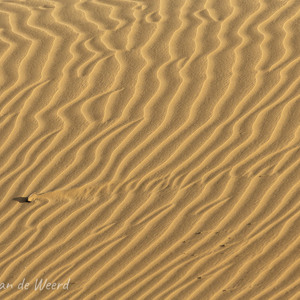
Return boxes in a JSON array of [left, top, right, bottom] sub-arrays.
[[1, 0, 300, 299]]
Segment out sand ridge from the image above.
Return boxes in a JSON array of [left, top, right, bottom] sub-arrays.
[[0, 0, 300, 299]]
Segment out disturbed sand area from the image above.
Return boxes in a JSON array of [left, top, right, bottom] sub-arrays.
[[0, 0, 300, 299]]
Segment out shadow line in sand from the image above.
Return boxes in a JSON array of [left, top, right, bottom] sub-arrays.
[[12, 197, 31, 203]]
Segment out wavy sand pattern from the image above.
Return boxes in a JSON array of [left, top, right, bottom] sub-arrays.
[[0, 0, 300, 299]]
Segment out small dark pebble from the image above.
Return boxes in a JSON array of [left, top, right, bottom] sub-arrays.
[[247, 223, 251, 225], [197, 277, 202, 279], [220, 244, 225, 247], [195, 232, 201, 234]]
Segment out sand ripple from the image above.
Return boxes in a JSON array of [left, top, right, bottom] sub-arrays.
[[0, 0, 300, 299]]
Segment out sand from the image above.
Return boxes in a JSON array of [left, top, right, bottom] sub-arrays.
[[0, 0, 300, 299]]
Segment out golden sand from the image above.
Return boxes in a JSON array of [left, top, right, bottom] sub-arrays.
[[0, 0, 300, 299]]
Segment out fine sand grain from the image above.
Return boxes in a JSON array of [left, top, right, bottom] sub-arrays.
[[1, 0, 300, 299]]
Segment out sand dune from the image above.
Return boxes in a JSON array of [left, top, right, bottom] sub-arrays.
[[0, 0, 300, 299]]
